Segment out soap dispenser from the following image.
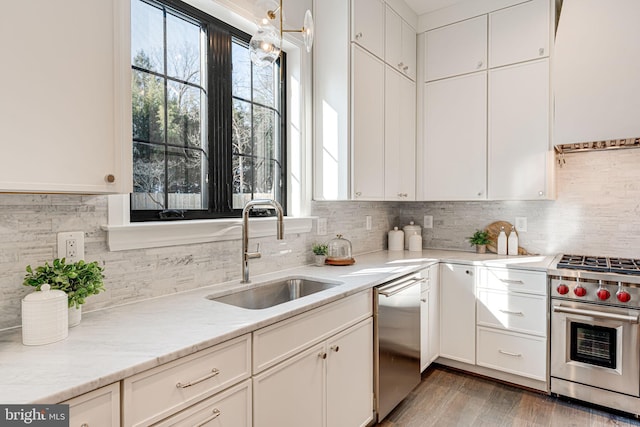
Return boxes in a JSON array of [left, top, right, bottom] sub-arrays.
[[497, 226, 507, 255], [508, 226, 519, 256]]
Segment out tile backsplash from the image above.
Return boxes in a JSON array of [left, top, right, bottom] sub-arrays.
[[1, 148, 639, 329]]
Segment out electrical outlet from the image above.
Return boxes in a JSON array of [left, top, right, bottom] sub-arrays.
[[365, 216, 372, 231], [317, 218, 327, 236], [515, 217, 528, 232], [57, 231, 85, 262], [423, 215, 433, 229]]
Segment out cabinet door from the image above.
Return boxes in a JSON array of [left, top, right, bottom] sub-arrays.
[[489, 0, 550, 68], [428, 264, 440, 364], [64, 383, 119, 427], [352, 0, 385, 59], [385, 6, 403, 72], [385, 67, 416, 201], [0, 0, 131, 194], [253, 343, 325, 427], [420, 287, 430, 372], [423, 72, 487, 200], [488, 59, 550, 200], [327, 319, 374, 427], [352, 45, 385, 200], [439, 264, 476, 365], [425, 15, 487, 81], [401, 19, 417, 81]]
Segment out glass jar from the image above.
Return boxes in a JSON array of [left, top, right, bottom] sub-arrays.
[[326, 234, 355, 265]]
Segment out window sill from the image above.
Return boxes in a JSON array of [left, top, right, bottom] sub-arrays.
[[102, 216, 314, 251]]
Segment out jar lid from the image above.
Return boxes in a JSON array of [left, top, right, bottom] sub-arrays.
[[23, 284, 67, 302]]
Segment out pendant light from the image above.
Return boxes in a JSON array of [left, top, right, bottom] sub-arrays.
[[249, 0, 314, 67]]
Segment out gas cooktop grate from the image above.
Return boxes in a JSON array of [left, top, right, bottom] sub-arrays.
[[557, 254, 640, 275]]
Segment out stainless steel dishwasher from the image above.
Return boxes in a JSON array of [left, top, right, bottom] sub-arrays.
[[374, 270, 424, 422]]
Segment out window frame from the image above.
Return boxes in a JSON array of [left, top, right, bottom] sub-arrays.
[[130, 0, 287, 222]]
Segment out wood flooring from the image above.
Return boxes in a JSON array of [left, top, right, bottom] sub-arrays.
[[377, 365, 640, 427]]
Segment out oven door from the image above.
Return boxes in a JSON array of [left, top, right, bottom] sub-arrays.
[[551, 300, 640, 396]]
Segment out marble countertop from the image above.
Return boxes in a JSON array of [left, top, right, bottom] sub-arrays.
[[0, 249, 554, 404]]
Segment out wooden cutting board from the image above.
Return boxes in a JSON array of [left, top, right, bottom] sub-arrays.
[[485, 220, 531, 255]]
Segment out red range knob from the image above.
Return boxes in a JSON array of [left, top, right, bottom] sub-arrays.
[[596, 288, 610, 300], [617, 290, 631, 303], [574, 286, 587, 297], [556, 284, 570, 295]]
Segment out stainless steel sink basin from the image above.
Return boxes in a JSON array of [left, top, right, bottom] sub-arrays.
[[207, 277, 341, 310]]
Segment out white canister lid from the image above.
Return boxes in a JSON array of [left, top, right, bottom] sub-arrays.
[[23, 284, 67, 302]]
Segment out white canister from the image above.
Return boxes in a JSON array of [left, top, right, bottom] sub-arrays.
[[22, 284, 69, 346], [409, 233, 423, 252], [388, 227, 404, 251], [403, 221, 422, 250]]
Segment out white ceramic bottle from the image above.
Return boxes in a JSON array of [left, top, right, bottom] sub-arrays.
[[388, 227, 404, 251], [497, 226, 507, 255], [508, 226, 519, 255]]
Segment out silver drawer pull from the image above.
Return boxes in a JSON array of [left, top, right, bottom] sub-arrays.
[[499, 309, 524, 316], [500, 279, 524, 285], [498, 349, 522, 358], [195, 408, 221, 427], [176, 368, 220, 389]]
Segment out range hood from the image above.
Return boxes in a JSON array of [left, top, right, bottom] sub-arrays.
[[553, 0, 640, 153]]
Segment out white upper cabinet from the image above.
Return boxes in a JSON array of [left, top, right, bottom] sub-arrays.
[[488, 59, 550, 200], [554, 0, 640, 145], [352, 45, 385, 200], [352, 0, 385, 59], [489, 0, 550, 68], [385, 66, 416, 201], [385, 6, 417, 81], [423, 72, 487, 201], [0, 0, 132, 194], [425, 15, 487, 81]]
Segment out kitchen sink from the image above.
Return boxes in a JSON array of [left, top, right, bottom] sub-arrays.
[[207, 277, 342, 310]]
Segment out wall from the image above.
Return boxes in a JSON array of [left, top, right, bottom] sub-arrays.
[[400, 148, 640, 257], [2, 149, 639, 329], [0, 199, 395, 330]]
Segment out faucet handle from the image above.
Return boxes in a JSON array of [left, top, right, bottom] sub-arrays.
[[256, 243, 260, 253], [246, 243, 262, 260]]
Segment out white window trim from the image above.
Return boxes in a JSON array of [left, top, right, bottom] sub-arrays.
[[105, 0, 314, 252]]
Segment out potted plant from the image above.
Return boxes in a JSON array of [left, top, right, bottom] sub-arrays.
[[468, 230, 491, 254], [312, 243, 328, 266], [23, 258, 105, 327]]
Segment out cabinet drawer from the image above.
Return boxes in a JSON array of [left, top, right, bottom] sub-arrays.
[[63, 383, 120, 427], [477, 289, 547, 336], [253, 290, 372, 373], [480, 268, 546, 295], [152, 379, 251, 427], [477, 327, 547, 381], [122, 334, 251, 427]]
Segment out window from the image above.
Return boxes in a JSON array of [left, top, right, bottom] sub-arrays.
[[130, 0, 286, 221]]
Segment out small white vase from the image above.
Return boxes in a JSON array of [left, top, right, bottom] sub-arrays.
[[68, 305, 82, 328], [314, 255, 326, 266]]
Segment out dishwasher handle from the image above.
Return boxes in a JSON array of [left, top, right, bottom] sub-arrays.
[[378, 277, 425, 297]]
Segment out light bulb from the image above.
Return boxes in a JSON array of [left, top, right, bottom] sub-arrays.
[[249, 22, 281, 67]]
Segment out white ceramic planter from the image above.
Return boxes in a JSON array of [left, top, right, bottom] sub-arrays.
[[68, 305, 82, 328]]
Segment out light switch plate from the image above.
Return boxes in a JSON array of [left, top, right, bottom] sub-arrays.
[[423, 215, 433, 229], [365, 216, 372, 230], [515, 217, 527, 232], [317, 218, 327, 236]]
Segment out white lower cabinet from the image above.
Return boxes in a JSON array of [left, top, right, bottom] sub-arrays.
[[253, 291, 373, 427], [420, 264, 439, 372], [439, 264, 476, 364], [63, 382, 120, 427], [122, 334, 251, 427]]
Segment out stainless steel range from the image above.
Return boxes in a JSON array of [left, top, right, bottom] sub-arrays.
[[549, 254, 640, 416]]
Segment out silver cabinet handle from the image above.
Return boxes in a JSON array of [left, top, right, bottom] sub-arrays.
[[465, 270, 472, 275], [176, 368, 220, 388], [538, 191, 544, 196], [553, 305, 639, 323], [319, 351, 327, 359], [355, 32, 363, 40], [500, 279, 524, 285], [499, 349, 522, 357], [195, 409, 221, 427], [477, 60, 483, 68], [539, 47, 545, 56], [330, 345, 340, 352], [421, 298, 427, 303], [355, 191, 362, 197], [403, 65, 409, 72], [398, 62, 404, 68], [499, 309, 524, 316]]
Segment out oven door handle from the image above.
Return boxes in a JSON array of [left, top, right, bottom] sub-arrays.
[[553, 305, 639, 323], [378, 278, 425, 297]]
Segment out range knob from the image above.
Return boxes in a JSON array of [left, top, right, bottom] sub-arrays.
[[556, 284, 569, 295], [574, 286, 587, 297], [596, 287, 610, 301], [617, 290, 631, 303]]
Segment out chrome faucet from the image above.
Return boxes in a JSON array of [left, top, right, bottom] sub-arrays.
[[241, 199, 284, 283]]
